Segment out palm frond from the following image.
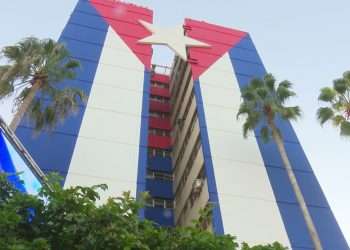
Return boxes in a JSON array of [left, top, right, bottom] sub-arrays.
[[317, 70, 350, 138], [278, 80, 292, 89], [250, 78, 264, 89], [0, 65, 11, 78], [317, 107, 334, 125], [241, 90, 256, 102], [27, 99, 45, 131], [242, 121, 253, 138], [281, 106, 301, 121], [332, 115, 345, 127], [333, 79, 348, 95], [64, 59, 80, 70], [245, 111, 261, 131], [0, 65, 15, 98], [237, 73, 300, 139], [0, 37, 84, 131], [237, 103, 250, 120], [340, 121, 350, 136], [0, 81, 14, 98], [264, 74, 276, 92], [43, 39, 55, 54], [260, 126, 270, 143], [256, 88, 268, 100], [332, 101, 345, 112], [16, 87, 31, 104], [276, 81, 296, 103], [318, 87, 336, 102], [43, 107, 56, 130], [343, 71, 350, 82]]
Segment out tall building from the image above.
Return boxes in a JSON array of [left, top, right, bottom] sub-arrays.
[[13, 0, 348, 249]]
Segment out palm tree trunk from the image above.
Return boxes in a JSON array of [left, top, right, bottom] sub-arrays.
[[9, 82, 41, 131], [269, 120, 323, 250]]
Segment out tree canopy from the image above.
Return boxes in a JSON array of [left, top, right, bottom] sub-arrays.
[[0, 37, 85, 131], [317, 71, 350, 137], [237, 73, 301, 142], [0, 174, 288, 250]]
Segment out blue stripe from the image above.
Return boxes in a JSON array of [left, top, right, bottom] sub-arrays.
[[229, 34, 349, 250], [137, 69, 151, 219], [15, 0, 108, 183], [194, 81, 224, 235], [0, 131, 26, 192]]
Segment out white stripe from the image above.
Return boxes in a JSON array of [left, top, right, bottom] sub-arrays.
[[64, 27, 145, 201], [199, 53, 291, 247]]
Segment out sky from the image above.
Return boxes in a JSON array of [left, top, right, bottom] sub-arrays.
[[0, 0, 349, 243]]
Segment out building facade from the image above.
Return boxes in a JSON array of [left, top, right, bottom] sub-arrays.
[[13, 0, 348, 249]]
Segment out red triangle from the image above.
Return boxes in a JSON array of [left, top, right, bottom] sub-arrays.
[[90, 0, 153, 69], [184, 19, 247, 81]]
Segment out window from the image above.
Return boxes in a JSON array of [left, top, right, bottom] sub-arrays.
[[151, 82, 169, 89], [147, 170, 173, 182], [154, 198, 166, 208], [150, 111, 169, 119], [148, 148, 171, 158], [146, 197, 174, 209], [150, 95, 169, 103], [154, 172, 173, 181], [149, 128, 170, 137]]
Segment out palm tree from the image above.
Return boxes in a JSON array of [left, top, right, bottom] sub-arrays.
[[0, 37, 85, 131], [237, 74, 323, 250], [317, 71, 350, 137]]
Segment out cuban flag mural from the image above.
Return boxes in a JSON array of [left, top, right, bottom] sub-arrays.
[[12, 0, 348, 249]]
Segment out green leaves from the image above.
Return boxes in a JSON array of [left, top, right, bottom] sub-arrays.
[[260, 126, 270, 143], [0, 37, 84, 131], [0, 174, 288, 250], [276, 80, 295, 104], [242, 111, 260, 138], [340, 121, 350, 136], [237, 73, 301, 142], [241, 242, 288, 250], [318, 87, 336, 102], [317, 107, 334, 125], [64, 59, 80, 70], [280, 106, 301, 121], [0, 80, 14, 99], [333, 79, 348, 94], [317, 70, 350, 137]]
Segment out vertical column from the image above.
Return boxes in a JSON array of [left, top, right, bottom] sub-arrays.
[[144, 71, 174, 227]]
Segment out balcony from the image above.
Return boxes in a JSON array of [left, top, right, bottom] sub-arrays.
[[150, 86, 170, 98], [148, 135, 172, 149], [145, 207, 174, 227], [148, 156, 172, 173], [146, 179, 173, 199], [150, 101, 171, 113], [152, 73, 170, 84], [149, 117, 171, 130]]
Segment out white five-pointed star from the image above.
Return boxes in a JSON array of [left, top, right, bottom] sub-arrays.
[[138, 20, 210, 61]]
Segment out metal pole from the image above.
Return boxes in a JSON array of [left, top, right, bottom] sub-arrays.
[[0, 116, 52, 191]]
